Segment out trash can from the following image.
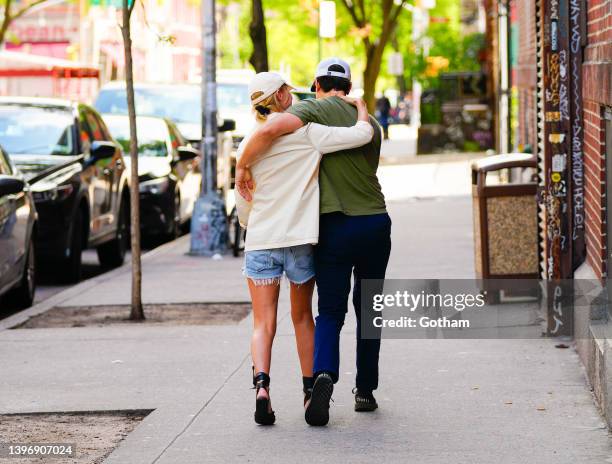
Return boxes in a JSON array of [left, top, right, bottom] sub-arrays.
[[472, 153, 539, 287]]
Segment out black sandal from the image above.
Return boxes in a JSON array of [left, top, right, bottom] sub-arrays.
[[253, 371, 275, 425]]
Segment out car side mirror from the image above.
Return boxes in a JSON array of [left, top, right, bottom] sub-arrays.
[[0, 175, 25, 197], [218, 119, 236, 132], [91, 141, 116, 161], [177, 146, 200, 162]]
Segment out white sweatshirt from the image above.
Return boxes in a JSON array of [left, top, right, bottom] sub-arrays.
[[236, 119, 374, 251]]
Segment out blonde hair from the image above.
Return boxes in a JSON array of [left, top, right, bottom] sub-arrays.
[[251, 85, 287, 122]]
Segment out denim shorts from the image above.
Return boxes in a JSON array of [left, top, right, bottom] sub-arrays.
[[244, 244, 315, 285]]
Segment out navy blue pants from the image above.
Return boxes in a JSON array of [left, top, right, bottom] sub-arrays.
[[313, 212, 392, 392]]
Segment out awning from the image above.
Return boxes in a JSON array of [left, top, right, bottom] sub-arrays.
[[0, 50, 99, 78]]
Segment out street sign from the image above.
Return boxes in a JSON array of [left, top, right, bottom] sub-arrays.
[[319, 1, 336, 38], [419, 0, 436, 9], [388, 52, 404, 76]]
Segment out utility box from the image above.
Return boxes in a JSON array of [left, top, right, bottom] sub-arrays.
[[472, 153, 539, 286]]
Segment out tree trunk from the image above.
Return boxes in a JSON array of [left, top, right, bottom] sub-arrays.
[[363, 44, 384, 113], [248, 0, 269, 72], [121, 0, 144, 321], [0, 1, 12, 48], [350, 1, 404, 112]]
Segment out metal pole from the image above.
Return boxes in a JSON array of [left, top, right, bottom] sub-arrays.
[[318, 5, 322, 62], [411, 7, 424, 128], [498, 0, 510, 154], [189, 0, 228, 256], [202, 0, 218, 194]]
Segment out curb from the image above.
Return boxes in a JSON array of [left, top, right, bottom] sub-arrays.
[[0, 234, 192, 332]]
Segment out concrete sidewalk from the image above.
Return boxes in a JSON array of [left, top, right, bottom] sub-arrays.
[[0, 197, 610, 463]]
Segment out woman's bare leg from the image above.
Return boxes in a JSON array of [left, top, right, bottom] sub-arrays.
[[289, 278, 315, 378], [248, 279, 280, 401]]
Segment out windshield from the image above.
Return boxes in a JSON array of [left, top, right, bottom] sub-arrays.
[[95, 83, 251, 124], [104, 117, 169, 157], [217, 83, 250, 112], [0, 105, 74, 156], [95, 86, 201, 125]]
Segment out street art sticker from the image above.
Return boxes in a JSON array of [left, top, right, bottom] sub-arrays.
[[559, 51, 570, 121], [550, 0, 559, 19], [546, 53, 560, 106], [549, 133, 566, 143], [552, 154, 567, 172], [552, 180, 567, 197], [543, 0, 572, 282]]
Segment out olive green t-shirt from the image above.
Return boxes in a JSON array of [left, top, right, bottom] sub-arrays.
[[287, 96, 387, 216]]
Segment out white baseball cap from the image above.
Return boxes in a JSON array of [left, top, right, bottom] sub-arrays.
[[310, 57, 352, 91], [248, 72, 294, 106]]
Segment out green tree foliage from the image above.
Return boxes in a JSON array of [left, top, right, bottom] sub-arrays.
[[0, 0, 51, 48], [217, 0, 484, 96], [336, 0, 409, 110], [403, 0, 485, 91], [219, 0, 384, 90]]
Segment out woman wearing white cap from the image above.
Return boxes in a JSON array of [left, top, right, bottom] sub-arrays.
[[236, 72, 373, 425]]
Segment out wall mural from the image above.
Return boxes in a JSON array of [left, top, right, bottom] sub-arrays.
[[542, 0, 574, 336]]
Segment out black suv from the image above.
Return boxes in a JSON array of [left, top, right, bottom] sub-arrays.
[[0, 98, 130, 283], [0, 145, 37, 308]]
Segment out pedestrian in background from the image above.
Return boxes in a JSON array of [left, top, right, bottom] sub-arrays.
[[376, 93, 392, 139]]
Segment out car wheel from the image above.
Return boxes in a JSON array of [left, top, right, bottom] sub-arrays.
[[62, 208, 83, 284], [164, 191, 181, 242], [97, 197, 128, 268], [8, 235, 36, 308], [228, 207, 245, 257]]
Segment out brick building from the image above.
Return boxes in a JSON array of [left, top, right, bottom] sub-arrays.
[[514, 0, 612, 278], [506, 0, 612, 425], [3, 0, 202, 87], [515, 0, 538, 152], [581, 0, 611, 278]]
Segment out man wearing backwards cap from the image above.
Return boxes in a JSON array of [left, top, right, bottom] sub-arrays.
[[236, 58, 391, 427]]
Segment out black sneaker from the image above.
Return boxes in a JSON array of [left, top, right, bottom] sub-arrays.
[[354, 389, 378, 412], [305, 373, 334, 426]]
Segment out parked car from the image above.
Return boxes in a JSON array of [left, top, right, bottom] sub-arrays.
[[217, 70, 255, 149], [292, 87, 316, 101], [94, 82, 236, 195], [102, 114, 202, 240], [0, 145, 37, 308], [0, 97, 130, 283]]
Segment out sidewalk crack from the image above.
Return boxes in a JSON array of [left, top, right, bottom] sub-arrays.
[[150, 351, 250, 464], [150, 302, 291, 463]]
